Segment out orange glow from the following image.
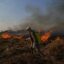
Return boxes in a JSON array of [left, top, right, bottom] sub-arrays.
[[0, 32, 24, 40], [41, 31, 51, 42], [1, 32, 11, 39]]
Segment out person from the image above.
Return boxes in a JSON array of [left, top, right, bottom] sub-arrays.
[[26, 26, 41, 53]]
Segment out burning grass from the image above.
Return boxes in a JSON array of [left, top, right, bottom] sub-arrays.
[[0, 30, 64, 64]]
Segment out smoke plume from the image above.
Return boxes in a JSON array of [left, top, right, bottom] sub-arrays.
[[15, 0, 64, 31]]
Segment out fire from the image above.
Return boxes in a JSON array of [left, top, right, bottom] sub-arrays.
[[0, 32, 24, 40], [1, 32, 11, 39], [41, 31, 52, 42]]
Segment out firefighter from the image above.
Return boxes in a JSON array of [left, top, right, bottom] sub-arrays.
[[26, 26, 41, 53]]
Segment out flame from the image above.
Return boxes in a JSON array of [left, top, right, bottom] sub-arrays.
[[0, 32, 24, 41], [41, 31, 52, 42], [1, 32, 11, 39]]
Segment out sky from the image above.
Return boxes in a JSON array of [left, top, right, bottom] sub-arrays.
[[0, 0, 51, 31]]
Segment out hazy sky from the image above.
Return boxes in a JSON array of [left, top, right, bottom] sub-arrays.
[[0, 0, 51, 31]]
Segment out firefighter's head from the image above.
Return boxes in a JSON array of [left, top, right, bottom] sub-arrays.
[[26, 26, 31, 31]]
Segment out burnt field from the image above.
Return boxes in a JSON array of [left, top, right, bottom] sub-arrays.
[[0, 30, 64, 64]]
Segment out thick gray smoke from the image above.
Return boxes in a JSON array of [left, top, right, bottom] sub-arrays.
[[48, 0, 64, 31], [15, 0, 64, 31]]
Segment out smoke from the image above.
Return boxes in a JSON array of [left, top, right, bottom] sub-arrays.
[[48, 0, 64, 31], [49, 0, 64, 22], [14, 0, 64, 31]]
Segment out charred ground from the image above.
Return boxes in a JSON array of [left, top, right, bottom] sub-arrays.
[[0, 30, 64, 64]]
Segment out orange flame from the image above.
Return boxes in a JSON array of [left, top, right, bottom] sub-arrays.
[[41, 31, 52, 42], [1, 32, 11, 39]]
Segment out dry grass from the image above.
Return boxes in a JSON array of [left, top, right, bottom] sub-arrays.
[[0, 37, 64, 64]]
